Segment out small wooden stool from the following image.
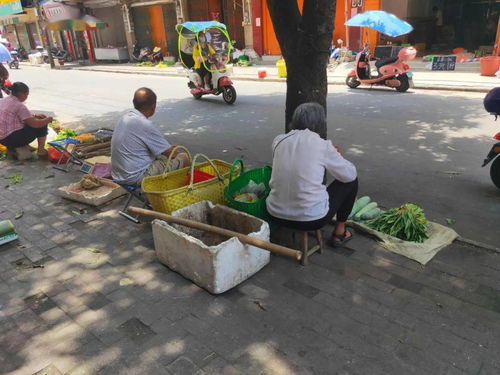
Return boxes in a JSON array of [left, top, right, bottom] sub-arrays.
[[297, 230, 323, 266]]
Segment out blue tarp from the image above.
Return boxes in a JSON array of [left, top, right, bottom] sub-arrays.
[[177, 21, 227, 34]]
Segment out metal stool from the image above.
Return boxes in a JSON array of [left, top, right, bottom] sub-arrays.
[[118, 184, 149, 223], [48, 138, 82, 172]]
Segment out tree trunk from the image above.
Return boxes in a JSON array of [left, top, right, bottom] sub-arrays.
[[267, 0, 336, 135]]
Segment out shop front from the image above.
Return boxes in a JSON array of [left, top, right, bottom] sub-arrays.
[[0, 7, 40, 50], [130, 1, 178, 59], [186, 0, 245, 49], [405, 0, 500, 55], [257, 0, 380, 57]]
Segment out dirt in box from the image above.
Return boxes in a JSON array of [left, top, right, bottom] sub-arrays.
[[172, 205, 262, 247]]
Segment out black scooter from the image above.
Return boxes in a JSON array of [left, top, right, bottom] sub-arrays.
[[8, 50, 19, 69], [482, 118, 500, 189]]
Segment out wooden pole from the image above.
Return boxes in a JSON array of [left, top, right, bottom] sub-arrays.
[[128, 207, 303, 261]]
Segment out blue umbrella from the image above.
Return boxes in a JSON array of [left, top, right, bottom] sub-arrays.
[[0, 43, 12, 63], [345, 10, 413, 38]]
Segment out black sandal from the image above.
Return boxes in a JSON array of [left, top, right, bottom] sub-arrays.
[[330, 230, 353, 248]]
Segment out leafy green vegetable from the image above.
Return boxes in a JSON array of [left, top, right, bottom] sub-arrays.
[[6, 173, 23, 184], [55, 129, 78, 140], [367, 203, 429, 243], [446, 218, 455, 226]]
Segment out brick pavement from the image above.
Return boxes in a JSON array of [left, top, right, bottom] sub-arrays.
[[1, 158, 500, 375]]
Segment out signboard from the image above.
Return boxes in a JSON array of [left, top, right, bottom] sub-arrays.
[[0, 0, 22, 17], [432, 56, 456, 71], [42, 1, 80, 22]]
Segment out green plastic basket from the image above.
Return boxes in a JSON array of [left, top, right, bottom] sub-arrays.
[[224, 159, 272, 220]]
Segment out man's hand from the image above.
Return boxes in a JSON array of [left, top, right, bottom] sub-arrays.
[[34, 114, 47, 120]]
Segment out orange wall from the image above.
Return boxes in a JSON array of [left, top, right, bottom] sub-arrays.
[[363, 0, 380, 50], [262, 0, 304, 56], [264, 0, 381, 55], [333, 0, 346, 46], [149, 5, 167, 54]]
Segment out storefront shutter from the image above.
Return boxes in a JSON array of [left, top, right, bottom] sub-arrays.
[[132, 6, 153, 49], [162, 3, 178, 59], [188, 0, 209, 21]]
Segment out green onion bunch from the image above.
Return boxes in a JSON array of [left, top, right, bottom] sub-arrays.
[[368, 203, 429, 243]]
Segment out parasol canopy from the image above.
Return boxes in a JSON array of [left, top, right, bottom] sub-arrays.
[[345, 10, 413, 38], [0, 43, 12, 63], [47, 15, 107, 31]]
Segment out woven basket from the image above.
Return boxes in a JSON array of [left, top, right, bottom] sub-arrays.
[[142, 152, 240, 214]]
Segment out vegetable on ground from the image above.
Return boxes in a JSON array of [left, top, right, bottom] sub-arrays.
[[367, 203, 429, 243], [348, 196, 371, 220], [354, 202, 378, 221]]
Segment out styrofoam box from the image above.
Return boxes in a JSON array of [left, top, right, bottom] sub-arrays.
[[152, 201, 270, 294]]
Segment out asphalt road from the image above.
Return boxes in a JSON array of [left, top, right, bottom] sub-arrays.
[[8, 66, 500, 246]]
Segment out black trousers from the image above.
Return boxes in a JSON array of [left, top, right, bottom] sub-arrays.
[[196, 65, 210, 81], [0, 125, 48, 149], [269, 178, 359, 231]]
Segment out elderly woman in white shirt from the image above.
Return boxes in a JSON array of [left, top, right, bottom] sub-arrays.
[[266, 102, 358, 247]]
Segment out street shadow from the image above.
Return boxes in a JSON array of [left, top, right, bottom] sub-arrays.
[[62, 88, 499, 242], [2, 88, 500, 374]]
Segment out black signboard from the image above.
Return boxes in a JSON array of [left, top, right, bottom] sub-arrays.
[[432, 56, 456, 71], [374, 46, 402, 59]]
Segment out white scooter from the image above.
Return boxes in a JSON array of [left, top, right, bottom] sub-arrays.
[[188, 55, 236, 104]]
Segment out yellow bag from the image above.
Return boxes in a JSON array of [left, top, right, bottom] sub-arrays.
[[142, 151, 241, 214]]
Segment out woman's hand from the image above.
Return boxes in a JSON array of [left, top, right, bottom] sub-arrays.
[[334, 145, 344, 157]]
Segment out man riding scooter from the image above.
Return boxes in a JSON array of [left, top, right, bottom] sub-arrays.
[[193, 32, 216, 90]]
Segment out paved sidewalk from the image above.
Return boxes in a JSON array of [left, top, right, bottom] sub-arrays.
[[20, 61, 499, 93], [1, 157, 500, 374]]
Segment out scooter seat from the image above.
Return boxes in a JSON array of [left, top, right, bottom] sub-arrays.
[[375, 56, 398, 69]]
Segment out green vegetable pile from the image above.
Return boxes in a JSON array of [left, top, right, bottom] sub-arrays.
[[367, 203, 429, 243], [349, 196, 382, 221], [55, 129, 78, 140]]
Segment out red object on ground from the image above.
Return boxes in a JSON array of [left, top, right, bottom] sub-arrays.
[[47, 147, 69, 163], [258, 70, 267, 78], [185, 170, 215, 185], [494, 132, 500, 140], [480, 56, 500, 76]]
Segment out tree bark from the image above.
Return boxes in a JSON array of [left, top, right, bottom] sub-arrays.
[[267, 0, 336, 135]]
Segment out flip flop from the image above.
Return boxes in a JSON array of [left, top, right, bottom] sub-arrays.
[[330, 230, 353, 248]]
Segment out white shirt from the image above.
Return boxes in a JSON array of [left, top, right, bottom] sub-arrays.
[[266, 129, 357, 221]]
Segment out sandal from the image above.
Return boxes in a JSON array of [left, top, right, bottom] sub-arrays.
[[330, 230, 353, 248]]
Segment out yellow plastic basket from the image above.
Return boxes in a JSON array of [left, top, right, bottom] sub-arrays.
[[141, 153, 241, 214]]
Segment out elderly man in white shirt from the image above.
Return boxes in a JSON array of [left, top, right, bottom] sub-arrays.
[[266, 102, 358, 247]]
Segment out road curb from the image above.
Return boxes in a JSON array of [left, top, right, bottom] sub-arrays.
[[456, 236, 500, 253], [19, 64, 492, 93], [71, 67, 494, 93]]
